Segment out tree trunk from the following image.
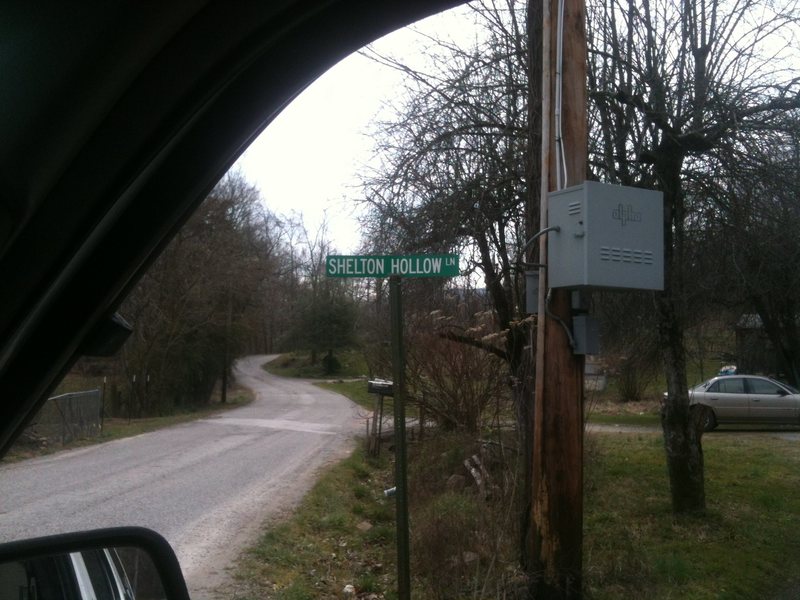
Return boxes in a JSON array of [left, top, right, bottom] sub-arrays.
[[658, 292, 705, 512], [221, 363, 228, 404], [657, 143, 705, 513]]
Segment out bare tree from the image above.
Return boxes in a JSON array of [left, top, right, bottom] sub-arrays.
[[359, 0, 533, 414], [119, 170, 281, 414], [587, 0, 800, 512], [694, 122, 800, 383]]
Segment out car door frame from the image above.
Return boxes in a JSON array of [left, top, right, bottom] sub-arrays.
[[744, 377, 799, 424], [702, 377, 750, 424]]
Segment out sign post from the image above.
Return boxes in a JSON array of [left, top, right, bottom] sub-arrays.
[[327, 253, 458, 600], [388, 274, 410, 599]]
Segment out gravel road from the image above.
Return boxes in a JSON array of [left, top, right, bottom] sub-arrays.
[[0, 355, 362, 598]]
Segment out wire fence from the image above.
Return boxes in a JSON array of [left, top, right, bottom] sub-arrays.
[[31, 389, 103, 444]]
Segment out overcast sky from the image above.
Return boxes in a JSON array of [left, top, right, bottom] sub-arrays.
[[233, 50, 398, 253], [233, 5, 477, 254]]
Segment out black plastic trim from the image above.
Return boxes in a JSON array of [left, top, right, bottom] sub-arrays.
[[0, 527, 190, 600]]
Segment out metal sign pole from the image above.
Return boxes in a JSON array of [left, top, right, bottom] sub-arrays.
[[389, 275, 410, 599], [327, 254, 460, 599]]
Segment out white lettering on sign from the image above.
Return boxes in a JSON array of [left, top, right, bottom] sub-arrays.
[[387, 257, 444, 275], [327, 257, 388, 276], [362, 257, 385, 275], [326, 254, 458, 278]]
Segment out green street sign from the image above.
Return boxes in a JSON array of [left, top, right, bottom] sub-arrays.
[[326, 254, 459, 278]]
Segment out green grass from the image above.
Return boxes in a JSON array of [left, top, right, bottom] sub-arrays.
[[317, 380, 373, 410], [318, 380, 419, 418], [250, 346, 800, 596], [233, 427, 800, 599], [588, 412, 661, 427], [263, 350, 369, 379], [232, 446, 400, 600], [585, 432, 800, 599]]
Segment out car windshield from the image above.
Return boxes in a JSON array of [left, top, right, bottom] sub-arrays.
[[779, 381, 800, 394], [5, 2, 800, 600]]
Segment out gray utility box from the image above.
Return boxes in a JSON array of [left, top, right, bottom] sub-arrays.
[[547, 181, 664, 290]]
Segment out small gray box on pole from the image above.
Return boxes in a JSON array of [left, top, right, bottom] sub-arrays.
[[572, 315, 600, 355], [547, 181, 663, 290], [525, 271, 540, 314]]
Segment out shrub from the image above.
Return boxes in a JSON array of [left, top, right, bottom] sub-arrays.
[[407, 334, 509, 432], [412, 492, 483, 599]]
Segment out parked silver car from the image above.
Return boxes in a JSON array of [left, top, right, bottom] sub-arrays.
[[690, 375, 800, 430]]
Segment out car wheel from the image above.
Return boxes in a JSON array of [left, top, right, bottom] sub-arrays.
[[703, 409, 717, 432]]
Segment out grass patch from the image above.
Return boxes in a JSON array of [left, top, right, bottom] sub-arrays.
[[232, 446, 399, 599], [587, 412, 661, 427], [317, 380, 419, 419], [317, 380, 373, 411], [585, 431, 800, 599], [235, 427, 800, 599], [263, 350, 369, 379], [6, 389, 253, 462]]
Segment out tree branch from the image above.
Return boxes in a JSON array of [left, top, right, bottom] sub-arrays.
[[438, 330, 509, 362]]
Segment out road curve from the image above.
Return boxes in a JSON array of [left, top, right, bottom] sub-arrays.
[[0, 355, 362, 598]]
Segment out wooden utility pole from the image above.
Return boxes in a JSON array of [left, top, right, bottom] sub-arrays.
[[531, 0, 587, 595]]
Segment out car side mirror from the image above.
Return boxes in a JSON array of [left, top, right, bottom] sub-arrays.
[[0, 527, 189, 600]]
